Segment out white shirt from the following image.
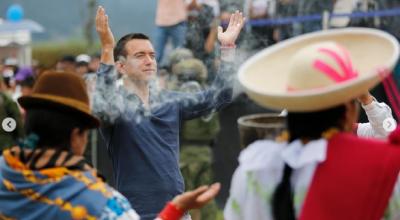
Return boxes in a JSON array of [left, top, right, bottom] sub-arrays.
[[357, 100, 395, 139]]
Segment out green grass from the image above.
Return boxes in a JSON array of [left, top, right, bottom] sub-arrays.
[[32, 40, 100, 68]]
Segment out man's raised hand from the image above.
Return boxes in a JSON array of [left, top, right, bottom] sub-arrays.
[[96, 6, 115, 50], [217, 11, 246, 47], [96, 6, 115, 64]]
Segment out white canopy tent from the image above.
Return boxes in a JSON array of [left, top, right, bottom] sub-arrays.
[[0, 18, 44, 66]]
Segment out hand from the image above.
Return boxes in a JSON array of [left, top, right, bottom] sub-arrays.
[[96, 6, 115, 50], [357, 92, 374, 105], [187, 0, 200, 10], [172, 183, 220, 211], [217, 11, 246, 47]]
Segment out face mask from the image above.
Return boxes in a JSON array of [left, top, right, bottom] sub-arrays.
[[3, 69, 14, 78]]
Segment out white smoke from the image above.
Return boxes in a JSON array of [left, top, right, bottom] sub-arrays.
[[89, 58, 244, 125]]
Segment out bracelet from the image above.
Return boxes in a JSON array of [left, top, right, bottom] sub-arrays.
[[157, 202, 184, 220]]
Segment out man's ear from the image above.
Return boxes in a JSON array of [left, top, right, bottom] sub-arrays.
[[115, 61, 125, 74]]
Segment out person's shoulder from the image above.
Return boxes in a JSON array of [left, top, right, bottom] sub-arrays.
[[238, 140, 285, 171], [333, 130, 400, 151], [99, 188, 140, 220], [388, 128, 400, 148]]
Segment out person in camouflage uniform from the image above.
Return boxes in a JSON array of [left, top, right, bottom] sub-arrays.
[[161, 48, 195, 90], [171, 58, 220, 220], [0, 75, 24, 153], [169, 48, 195, 68], [275, 0, 298, 40]]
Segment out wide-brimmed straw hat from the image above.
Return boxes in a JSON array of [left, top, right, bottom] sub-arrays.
[[238, 28, 400, 112], [18, 71, 100, 128]]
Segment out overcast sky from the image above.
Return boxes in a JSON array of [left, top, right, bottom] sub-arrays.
[[0, 0, 157, 42]]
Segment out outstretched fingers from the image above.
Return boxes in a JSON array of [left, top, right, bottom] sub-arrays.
[[96, 6, 105, 31], [227, 11, 245, 32], [196, 183, 221, 203]]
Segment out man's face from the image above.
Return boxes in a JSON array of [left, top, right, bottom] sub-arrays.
[[117, 39, 157, 82]]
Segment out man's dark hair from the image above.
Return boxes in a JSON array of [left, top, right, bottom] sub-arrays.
[[271, 103, 349, 220], [114, 33, 150, 62], [24, 108, 89, 150]]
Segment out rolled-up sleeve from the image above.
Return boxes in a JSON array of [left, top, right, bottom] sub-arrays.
[[357, 100, 395, 139]]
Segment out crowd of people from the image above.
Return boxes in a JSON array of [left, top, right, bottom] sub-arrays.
[[0, 0, 400, 220]]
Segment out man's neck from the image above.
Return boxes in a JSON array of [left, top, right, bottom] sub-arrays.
[[123, 78, 150, 108]]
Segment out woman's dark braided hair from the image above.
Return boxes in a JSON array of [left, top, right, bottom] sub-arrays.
[[271, 104, 347, 220]]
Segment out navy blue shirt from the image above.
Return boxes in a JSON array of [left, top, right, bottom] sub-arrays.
[[94, 63, 233, 220]]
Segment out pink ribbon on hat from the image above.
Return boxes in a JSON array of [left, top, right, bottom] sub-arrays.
[[287, 45, 358, 92], [313, 46, 358, 83]]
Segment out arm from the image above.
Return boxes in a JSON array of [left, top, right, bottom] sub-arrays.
[[178, 58, 235, 120], [204, 19, 218, 54], [96, 6, 115, 66], [157, 183, 220, 220], [179, 11, 245, 120], [187, 0, 202, 11], [92, 6, 122, 125], [356, 93, 395, 139], [99, 183, 219, 220]]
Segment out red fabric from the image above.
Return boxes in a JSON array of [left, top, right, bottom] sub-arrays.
[[157, 202, 184, 220], [299, 128, 400, 220]]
